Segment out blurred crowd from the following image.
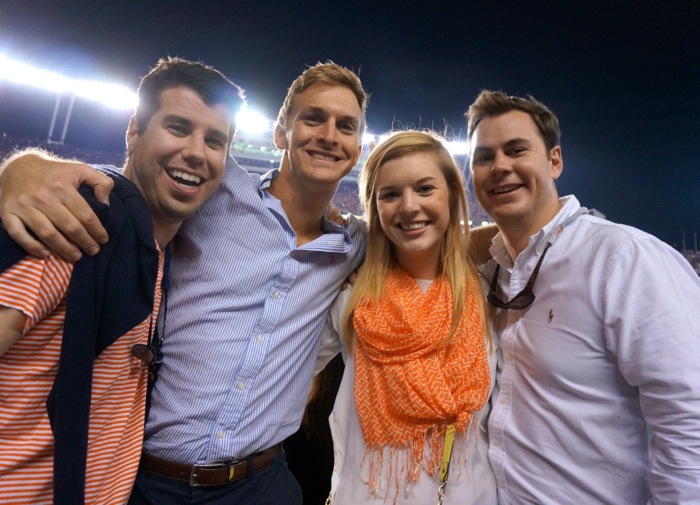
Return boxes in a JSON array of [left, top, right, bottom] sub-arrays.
[[0, 133, 124, 167], [684, 251, 700, 276]]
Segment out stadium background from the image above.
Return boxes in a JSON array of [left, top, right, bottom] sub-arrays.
[[1, 64, 698, 505]]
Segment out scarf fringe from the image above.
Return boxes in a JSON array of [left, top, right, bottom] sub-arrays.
[[361, 417, 482, 505]]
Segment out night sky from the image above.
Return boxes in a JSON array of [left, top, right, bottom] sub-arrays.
[[0, 0, 698, 247]]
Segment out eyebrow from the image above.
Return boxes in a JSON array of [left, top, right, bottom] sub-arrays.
[[413, 176, 439, 185], [376, 176, 438, 191], [471, 137, 532, 154], [503, 138, 532, 148], [300, 106, 361, 127], [337, 115, 361, 128], [163, 114, 192, 126], [470, 145, 492, 156], [164, 114, 230, 142], [208, 128, 231, 143]]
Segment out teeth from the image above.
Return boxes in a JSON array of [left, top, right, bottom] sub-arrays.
[[494, 185, 520, 194], [401, 222, 427, 231], [170, 170, 201, 186], [311, 153, 336, 161]]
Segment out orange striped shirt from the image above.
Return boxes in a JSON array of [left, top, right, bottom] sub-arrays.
[[0, 248, 164, 505]]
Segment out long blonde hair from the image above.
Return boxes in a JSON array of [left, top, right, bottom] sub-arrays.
[[342, 130, 488, 351]]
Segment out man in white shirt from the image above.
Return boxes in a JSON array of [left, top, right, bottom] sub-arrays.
[[467, 90, 700, 504]]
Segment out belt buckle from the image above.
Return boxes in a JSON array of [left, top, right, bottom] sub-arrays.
[[189, 460, 241, 487]]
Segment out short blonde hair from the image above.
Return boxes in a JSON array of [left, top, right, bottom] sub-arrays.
[[276, 61, 368, 135]]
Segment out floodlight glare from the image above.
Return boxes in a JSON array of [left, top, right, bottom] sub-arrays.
[[0, 54, 69, 93], [236, 108, 270, 135], [0, 54, 136, 110], [446, 141, 469, 156], [0, 54, 473, 152], [362, 133, 377, 145], [72, 79, 137, 110]]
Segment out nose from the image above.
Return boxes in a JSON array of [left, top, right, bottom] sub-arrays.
[[491, 151, 511, 174], [182, 134, 206, 166], [318, 121, 339, 145], [399, 192, 419, 214]]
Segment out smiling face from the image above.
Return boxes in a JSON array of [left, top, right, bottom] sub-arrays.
[[375, 151, 451, 279], [125, 85, 231, 245], [274, 83, 362, 192], [470, 110, 563, 246]]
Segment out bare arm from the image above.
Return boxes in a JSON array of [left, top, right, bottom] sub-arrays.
[[468, 223, 498, 265], [0, 305, 27, 356], [0, 149, 114, 261]]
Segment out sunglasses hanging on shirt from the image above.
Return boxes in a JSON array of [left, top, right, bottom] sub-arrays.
[[131, 244, 170, 385], [487, 207, 589, 310]]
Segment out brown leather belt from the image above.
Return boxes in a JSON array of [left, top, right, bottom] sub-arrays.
[[139, 443, 282, 487]]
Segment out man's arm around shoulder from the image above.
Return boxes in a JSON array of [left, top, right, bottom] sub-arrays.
[[0, 148, 114, 260]]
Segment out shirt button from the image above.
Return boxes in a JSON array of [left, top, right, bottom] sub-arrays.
[[273, 291, 281, 299], [498, 481, 506, 489], [504, 352, 513, 361], [218, 430, 224, 439], [500, 396, 509, 404], [493, 438, 502, 447], [237, 381, 245, 390], [256, 334, 263, 343]]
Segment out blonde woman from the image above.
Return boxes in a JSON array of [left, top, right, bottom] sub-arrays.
[[316, 131, 497, 504]]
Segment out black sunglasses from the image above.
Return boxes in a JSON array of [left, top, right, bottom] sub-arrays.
[[131, 341, 164, 384], [487, 242, 552, 310]]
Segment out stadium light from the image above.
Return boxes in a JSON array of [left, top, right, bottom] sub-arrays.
[[0, 54, 137, 143], [236, 107, 271, 135], [446, 141, 469, 156], [362, 133, 377, 145], [0, 54, 136, 110], [0, 54, 473, 153]]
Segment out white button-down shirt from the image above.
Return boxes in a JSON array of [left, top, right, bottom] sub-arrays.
[[485, 195, 700, 505]]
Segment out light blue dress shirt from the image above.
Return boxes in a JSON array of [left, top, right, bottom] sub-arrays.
[[142, 156, 366, 464]]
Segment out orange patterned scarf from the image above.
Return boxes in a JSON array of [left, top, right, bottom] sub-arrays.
[[353, 266, 489, 499]]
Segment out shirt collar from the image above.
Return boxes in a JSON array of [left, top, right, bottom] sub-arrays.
[[257, 168, 354, 252], [258, 168, 280, 191], [489, 195, 585, 267]]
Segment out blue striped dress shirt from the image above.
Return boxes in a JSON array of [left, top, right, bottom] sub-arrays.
[[142, 156, 366, 464]]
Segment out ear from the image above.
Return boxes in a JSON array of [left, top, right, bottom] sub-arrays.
[[126, 115, 140, 154], [273, 123, 288, 150], [351, 144, 363, 167], [549, 146, 563, 181]]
